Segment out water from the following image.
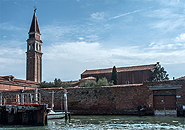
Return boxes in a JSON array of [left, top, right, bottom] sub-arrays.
[[0, 116, 184, 130]]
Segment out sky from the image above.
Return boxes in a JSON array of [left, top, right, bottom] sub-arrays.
[[0, 0, 185, 82]]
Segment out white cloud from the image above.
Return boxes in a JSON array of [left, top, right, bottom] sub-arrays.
[[0, 39, 25, 48], [41, 40, 185, 81], [78, 37, 84, 40], [0, 22, 26, 31], [90, 12, 106, 21], [175, 33, 185, 43], [109, 9, 142, 20], [0, 46, 25, 79], [147, 8, 185, 33], [0, 38, 184, 81], [43, 41, 185, 70], [148, 33, 185, 50], [109, 8, 151, 21], [158, 0, 181, 6], [0, 46, 25, 62], [41, 23, 102, 43]]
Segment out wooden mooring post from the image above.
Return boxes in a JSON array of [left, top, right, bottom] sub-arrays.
[[34, 88, 38, 104], [51, 90, 54, 110], [64, 89, 70, 120], [20, 89, 24, 105], [0, 91, 2, 105]]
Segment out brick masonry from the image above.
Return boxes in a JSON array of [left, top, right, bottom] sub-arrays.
[[1, 80, 185, 115], [81, 70, 152, 85]]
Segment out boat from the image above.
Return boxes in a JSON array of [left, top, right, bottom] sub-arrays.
[[47, 110, 65, 119]]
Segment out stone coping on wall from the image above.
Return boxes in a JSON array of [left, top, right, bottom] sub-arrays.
[[0, 88, 35, 92], [148, 85, 182, 90], [38, 83, 144, 91]]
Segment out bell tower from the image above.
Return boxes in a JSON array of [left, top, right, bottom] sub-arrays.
[[26, 9, 43, 83]]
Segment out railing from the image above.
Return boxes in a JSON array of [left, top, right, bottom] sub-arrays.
[[0, 88, 41, 105]]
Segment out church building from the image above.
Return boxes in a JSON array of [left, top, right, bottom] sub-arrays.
[[26, 9, 43, 83], [81, 63, 157, 85]]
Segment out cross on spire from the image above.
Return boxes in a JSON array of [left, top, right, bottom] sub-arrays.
[[34, 6, 37, 13]]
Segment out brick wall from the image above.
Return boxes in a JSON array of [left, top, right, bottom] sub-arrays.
[[1, 80, 184, 115], [38, 84, 153, 114]]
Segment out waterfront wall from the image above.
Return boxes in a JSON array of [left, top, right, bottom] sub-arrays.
[[67, 84, 153, 114], [1, 80, 185, 115], [38, 84, 153, 115]]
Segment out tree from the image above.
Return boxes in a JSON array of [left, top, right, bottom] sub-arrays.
[[111, 66, 118, 85], [54, 78, 62, 87], [39, 81, 54, 88], [148, 62, 169, 81], [97, 77, 113, 86], [78, 77, 113, 87], [96, 75, 99, 82], [39, 78, 71, 88], [78, 80, 97, 87]]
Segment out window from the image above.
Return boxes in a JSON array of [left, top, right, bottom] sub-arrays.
[[126, 81, 129, 84], [32, 44, 34, 50], [28, 45, 31, 50], [36, 43, 38, 50]]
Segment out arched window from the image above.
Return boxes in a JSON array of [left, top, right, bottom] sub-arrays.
[[39, 45, 41, 51], [126, 81, 129, 84], [32, 44, 34, 50], [36, 43, 38, 50], [28, 45, 31, 50]]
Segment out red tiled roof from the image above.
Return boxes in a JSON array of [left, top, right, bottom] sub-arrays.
[[63, 80, 80, 85], [175, 76, 185, 80], [0, 75, 39, 88], [80, 76, 96, 80], [82, 64, 156, 75]]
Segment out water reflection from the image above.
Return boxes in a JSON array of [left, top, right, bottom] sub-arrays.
[[0, 116, 185, 130]]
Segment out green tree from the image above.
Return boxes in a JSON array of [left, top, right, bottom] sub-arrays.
[[39, 81, 54, 88], [111, 66, 118, 85], [54, 78, 62, 87], [148, 62, 169, 81], [79, 77, 113, 87], [39, 78, 71, 88], [78, 80, 97, 87], [61, 82, 71, 88], [96, 75, 99, 82], [97, 77, 113, 86]]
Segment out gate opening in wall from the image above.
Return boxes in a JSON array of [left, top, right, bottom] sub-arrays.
[[154, 95, 177, 116]]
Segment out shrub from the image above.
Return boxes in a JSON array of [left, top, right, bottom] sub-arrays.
[[79, 77, 113, 87], [79, 80, 97, 87]]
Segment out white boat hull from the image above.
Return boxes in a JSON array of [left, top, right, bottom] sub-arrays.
[[47, 110, 65, 119]]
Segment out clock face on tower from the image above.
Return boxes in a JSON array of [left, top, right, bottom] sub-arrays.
[[26, 10, 43, 83]]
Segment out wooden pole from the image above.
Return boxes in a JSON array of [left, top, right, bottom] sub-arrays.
[[20, 90, 24, 105], [34, 88, 38, 104], [0, 91, 2, 105], [64, 89, 68, 120], [61, 96, 63, 111], [39, 93, 41, 104], [29, 94, 33, 104], [51, 91, 54, 110]]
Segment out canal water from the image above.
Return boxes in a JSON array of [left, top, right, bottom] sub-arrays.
[[0, 115, 184, 130]]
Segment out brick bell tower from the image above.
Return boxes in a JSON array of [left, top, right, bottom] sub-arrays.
[[26, 9, 43, 83]]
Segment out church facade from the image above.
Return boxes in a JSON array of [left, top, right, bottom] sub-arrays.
[[81, 63, 157, 85], [26, 9, 43, 83]]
